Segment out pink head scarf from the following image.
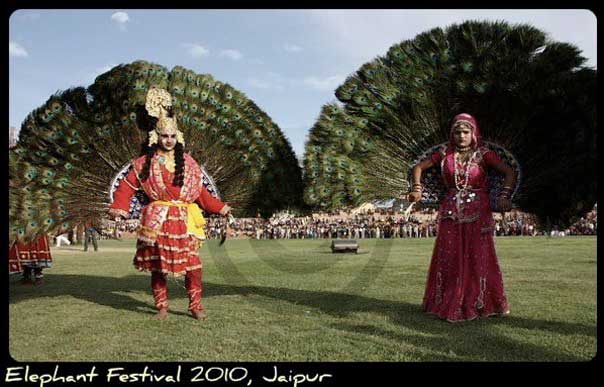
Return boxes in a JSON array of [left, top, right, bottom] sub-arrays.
[[449, 113, 481, 150]]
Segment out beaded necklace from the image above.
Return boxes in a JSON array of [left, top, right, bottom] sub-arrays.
[[452, 149, 478, 218], [453, 152, 476, 190], [454, 150, 476, 191]]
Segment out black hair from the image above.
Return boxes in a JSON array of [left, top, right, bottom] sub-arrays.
[[173, 142, 185, 187], [138, 143, 157, 182]]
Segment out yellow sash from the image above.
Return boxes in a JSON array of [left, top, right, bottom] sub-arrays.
[[154, 200, 206, 240]]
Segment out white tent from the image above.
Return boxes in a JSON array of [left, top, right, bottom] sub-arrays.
[[351, 202, 376, 214]]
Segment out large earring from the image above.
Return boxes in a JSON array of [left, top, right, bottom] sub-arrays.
[[148, 131, 158, 147], [176, 130, 185, 146]]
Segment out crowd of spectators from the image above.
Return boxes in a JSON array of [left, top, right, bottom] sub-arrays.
[[92, 204, 597, 241], [202, 205, 597, 240], [204, 209, 438, 240], [492, 206, 597, 237]]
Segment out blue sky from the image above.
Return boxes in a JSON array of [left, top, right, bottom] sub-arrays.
[[9, 9, 597, 158]]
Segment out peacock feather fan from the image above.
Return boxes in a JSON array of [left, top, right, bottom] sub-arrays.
[[303, 20, 597, 229], [10, 60, 303, 242]]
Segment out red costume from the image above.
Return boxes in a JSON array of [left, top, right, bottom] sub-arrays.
[[110, 152, 226, 313], [422, 114, 510, 322], [9, 235, 52, 281]]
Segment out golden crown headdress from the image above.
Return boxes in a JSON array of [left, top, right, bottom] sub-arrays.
[[145, 87, 185, 146]]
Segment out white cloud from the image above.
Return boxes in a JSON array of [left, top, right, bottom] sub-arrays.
[[182, 43, 210, 58], [111, 11, 130, 30], [248, 73, 289, 91], [303, 75, 345, 91], [248, 78, 271, 89], [111, 11, 129, 23], [9, 41, 28, 58], [284, 44, 303, 52], [219, 49, 243, 61], [307, 9, 597, 68], [248, 77, 285, 91], [248, 72, 345, 92]]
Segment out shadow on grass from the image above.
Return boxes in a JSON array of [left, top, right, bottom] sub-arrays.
[[9, 273, 191, 317], [206, 282, 595, 361], [10, 274, 595, 361]]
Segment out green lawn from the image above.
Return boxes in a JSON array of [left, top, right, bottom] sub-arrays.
[[9, 236, 597, 362]]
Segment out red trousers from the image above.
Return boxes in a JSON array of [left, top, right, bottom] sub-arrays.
[[151, 269, 203, 312]]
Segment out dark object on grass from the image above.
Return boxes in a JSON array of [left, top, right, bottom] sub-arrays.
[[331, 239, 359, 253]]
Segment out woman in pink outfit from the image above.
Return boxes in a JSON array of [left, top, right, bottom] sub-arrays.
[[408, 113, 517, 322]]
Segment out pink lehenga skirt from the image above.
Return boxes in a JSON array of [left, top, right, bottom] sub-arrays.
[[422, 190, 510, 322]]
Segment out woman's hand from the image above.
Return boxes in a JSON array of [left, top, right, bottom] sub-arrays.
[[219, 204, 232, 216], [407, 191, 422, 203]]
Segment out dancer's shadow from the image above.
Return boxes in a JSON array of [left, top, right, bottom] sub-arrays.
[[9, 273, 191, 317], [201, 282, 595, 361]]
